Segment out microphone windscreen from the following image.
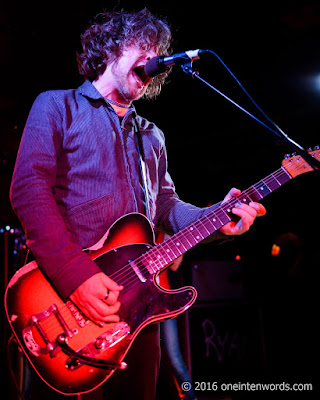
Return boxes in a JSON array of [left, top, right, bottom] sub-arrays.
[[144, 56, 167, 77]]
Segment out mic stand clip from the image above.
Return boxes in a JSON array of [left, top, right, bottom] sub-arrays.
[[180, 62, 199, 78]]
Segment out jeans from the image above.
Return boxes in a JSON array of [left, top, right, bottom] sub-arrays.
[[160, 318, 197, 400]]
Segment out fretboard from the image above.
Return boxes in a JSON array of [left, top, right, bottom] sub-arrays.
[[140, 166, 292, 275]]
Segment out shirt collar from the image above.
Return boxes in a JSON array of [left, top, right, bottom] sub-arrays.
[[78, 80, 105, 100], [77, 80, 137, 117]]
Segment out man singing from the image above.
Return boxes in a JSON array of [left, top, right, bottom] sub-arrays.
[[10, 8, 266, 400]]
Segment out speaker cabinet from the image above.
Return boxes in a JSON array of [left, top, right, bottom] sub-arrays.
[[187, 302, 265, 387], [190, 258, 244, 302]]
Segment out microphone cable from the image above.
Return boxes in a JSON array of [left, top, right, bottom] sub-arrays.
[[202, 49, 288, 138]]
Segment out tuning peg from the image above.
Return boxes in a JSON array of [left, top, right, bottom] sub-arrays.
[[284, 154, 291, 159], [291, 152, 297, 157], [314, 145, 319, 150], [308, 147, 312, 152]]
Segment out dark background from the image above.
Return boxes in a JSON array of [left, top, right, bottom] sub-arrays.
[[1, 1, 320, 398], [1, 1, 320, 234]]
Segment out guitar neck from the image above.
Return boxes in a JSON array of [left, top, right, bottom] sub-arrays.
[[142, 166, 292, 275]]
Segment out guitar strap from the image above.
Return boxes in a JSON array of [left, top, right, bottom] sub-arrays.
[[132, 117, 152, 223]]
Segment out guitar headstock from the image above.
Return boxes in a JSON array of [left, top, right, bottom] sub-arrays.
[[282, 146, 320, 178]]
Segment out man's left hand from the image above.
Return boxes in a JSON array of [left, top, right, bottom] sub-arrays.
[[219, 188, 267, 236]]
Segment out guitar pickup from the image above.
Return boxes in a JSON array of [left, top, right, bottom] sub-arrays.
[[129, 260, 147, 282]]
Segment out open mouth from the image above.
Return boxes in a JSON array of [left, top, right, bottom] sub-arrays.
[[132, 65, 151, 85]]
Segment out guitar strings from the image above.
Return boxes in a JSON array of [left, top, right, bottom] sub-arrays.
[[100, 167, 290, 288], [105, 166, 292, 288], [113, 161, 304, 286], [40, 165, 298, 334], [104, 165, 295, 289]]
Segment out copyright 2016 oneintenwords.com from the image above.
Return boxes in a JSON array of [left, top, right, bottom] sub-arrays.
[[181, 381, 313, 393]]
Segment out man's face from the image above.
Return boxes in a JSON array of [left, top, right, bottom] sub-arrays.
[[109, 45, 158, 103]]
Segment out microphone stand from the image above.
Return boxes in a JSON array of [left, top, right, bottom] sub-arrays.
[[180, 61, 320, 172]]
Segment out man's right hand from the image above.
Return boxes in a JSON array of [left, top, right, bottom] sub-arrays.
[[70, 272, 123, 326]]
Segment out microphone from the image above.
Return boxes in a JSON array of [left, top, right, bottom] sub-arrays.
[[145, 49, 207, 77]]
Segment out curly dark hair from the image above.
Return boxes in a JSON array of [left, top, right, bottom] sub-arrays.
[[77, 8, 172, 99]]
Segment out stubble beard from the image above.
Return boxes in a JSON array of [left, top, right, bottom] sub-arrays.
[[111, 63, 146, 103]]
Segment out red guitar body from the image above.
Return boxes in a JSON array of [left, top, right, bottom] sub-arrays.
[[5, 213, 197, 395]]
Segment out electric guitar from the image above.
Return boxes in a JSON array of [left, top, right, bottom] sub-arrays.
[[5, 149, 319, 395]]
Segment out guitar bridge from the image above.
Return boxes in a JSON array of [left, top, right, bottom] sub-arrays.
[[22, 304, 76, 357], [65, 321, 130, 371]]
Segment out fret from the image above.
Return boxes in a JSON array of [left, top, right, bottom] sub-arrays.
[[168, 236, 190, 259], [144, 236, 186, 274], [271, 171, 282, 186], [279, 167, 292, 184], [248, 185, 263, 201], [179, 230, 195, 250], [187, 224, 205, 242], [197, 219, 212, 236], [239, 192, 254, 203], [152, 244, 171, 266], [209, 213, 222, 227], [203, 213, 221, 233], [171, 232, 189, 253], [141, 252, 162, 274], [158, 243, 175, 264], [163, 241, 179, 260], [255, 180, 272, 198], [192, 221, 209, 239], [181, 228, 199, 248], [215, 207, 232, 226], [137, 254, 155, 275], [254, 170, 288, 199], [267, 175, 281, 191]]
